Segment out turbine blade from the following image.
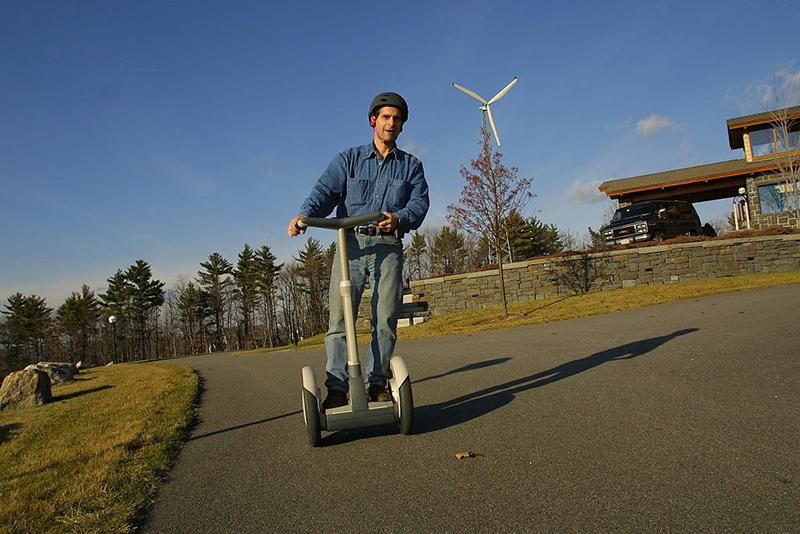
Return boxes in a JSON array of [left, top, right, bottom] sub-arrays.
[[486, 106, 502, 146], [451, 82, 488, 104], [487, 77, 518, 105]]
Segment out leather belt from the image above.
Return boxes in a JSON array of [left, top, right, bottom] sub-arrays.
[[352, 225, 403, 239]]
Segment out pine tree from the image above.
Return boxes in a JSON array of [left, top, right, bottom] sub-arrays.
[[56, 285, 100, 364], [198, 252, 233, 351], [506, 210, 565, 259], [1, 293, 29, 359], [234, 244, 260, 350], [430, 227, 466, 275], [1, 293, 52, 363], [99, 269, 132, 361], [126, 260, 165, 359], [175, 279, 211, 354], [295, 238, 328, 335], [404, 231, 427, 281], [256, 245, 282, 348]]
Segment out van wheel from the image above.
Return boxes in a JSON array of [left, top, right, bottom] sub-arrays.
[[653, 231, 664, 242]]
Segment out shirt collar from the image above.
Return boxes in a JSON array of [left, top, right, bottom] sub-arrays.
[[364, 142, 401, 161]]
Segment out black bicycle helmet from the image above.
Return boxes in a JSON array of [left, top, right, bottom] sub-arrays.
[[368, 92, 409, 123]]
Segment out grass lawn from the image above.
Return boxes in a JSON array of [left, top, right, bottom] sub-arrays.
[[0, 363, 198, 533]]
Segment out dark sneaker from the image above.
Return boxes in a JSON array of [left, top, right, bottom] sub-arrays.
[[322, 390, 348, 410], [368, 384, 392, 402]]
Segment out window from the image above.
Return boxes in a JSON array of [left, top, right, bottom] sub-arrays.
[[751, 128, 774, 157], [750, 125, 800, 157], [758, 182, 799, 214], [610, 204, 657, 222]]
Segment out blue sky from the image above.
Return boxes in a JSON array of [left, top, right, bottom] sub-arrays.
[[2, 0, 799, 307]]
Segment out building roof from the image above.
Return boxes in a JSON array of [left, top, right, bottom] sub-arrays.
[[727, 105, 800, 149], [598, 158, 780, 197]]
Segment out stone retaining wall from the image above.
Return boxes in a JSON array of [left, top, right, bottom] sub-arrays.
[[408, 234, 800, 316]]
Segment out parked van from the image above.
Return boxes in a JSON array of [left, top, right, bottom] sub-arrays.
[[603, 200, 705, 246]]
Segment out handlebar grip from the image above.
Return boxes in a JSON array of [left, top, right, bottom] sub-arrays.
[[299, 212, 387, 230]]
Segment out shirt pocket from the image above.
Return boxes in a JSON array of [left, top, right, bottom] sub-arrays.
[[346, 178, 370, 207], [387, 179, 410, 208]]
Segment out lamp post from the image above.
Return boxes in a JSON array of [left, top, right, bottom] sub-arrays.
[[108, 315, 118, 362], [733, 186, 751, 230]]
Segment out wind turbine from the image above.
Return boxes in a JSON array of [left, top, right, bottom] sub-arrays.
[[451, 77, 518, 146]]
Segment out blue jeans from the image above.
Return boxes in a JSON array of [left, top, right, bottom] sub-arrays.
[[324, 232, 403, 393]]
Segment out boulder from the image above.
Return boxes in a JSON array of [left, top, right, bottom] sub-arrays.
[[0, 369, 52, 410], [24, 362, 77, 385]]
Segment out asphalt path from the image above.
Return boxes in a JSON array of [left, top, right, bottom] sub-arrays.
[[143, 285, 799, 533]]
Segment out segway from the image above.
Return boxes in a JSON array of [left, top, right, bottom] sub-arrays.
[[299, 212, 414, 447]]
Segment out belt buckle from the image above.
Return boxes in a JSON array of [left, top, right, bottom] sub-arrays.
[[356, 224, 377, 236]]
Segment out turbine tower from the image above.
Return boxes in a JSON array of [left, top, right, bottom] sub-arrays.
[[451, 77, 518, 146]]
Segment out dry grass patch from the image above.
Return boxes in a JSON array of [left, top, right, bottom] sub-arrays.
[[0, 363, 198, 533], [400, 271, 800, 339]]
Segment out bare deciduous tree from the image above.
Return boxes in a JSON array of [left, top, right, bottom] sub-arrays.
[[447, 121, 533, 318], [767, 104, 800, 227]]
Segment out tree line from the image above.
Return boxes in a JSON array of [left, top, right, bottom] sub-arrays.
[[0, 212, 569, 374]]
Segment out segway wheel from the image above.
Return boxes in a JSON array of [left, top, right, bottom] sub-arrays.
[[302, 388, 322, 447], [396, 378, 414, 435]]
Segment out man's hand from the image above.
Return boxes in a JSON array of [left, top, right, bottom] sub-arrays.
[[287, 215, 306, 237], [378, 212, 399, 233]]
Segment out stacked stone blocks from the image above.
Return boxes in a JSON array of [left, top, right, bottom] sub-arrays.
[[407, 234, 800, 316]]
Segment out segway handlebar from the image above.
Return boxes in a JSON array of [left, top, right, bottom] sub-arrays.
[[298, 212, 387, 230]]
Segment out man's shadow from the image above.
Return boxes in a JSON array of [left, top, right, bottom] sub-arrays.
[[414, 328, 699, 434]]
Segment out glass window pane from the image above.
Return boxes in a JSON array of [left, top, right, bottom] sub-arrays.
[[758, 184, 785, 213], [758, 182, 799, 213], [787, 130, 800, 151], [750, 128, 775, 157]]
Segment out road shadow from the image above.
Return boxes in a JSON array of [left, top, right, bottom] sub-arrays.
[[188, 410, 302, 441], [322, 423, 399, 446], [321, 357, 514, 445], [51, 385, 113, 402], [413, 357, 512, 385], [414, 328, 699, 434], [0, 423, 22, 445]]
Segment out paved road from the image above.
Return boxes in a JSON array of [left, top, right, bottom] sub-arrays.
[[143, 285, 799, 532]]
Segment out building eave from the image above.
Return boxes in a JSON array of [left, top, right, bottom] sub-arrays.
[[727, 105, 800, 150], [599, 158, 781, 198]]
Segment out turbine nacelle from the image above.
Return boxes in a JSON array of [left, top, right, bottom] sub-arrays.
[[451, 77, 518, 146]]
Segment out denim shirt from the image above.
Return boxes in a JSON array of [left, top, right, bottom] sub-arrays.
[[299, 143, 430, 234]]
